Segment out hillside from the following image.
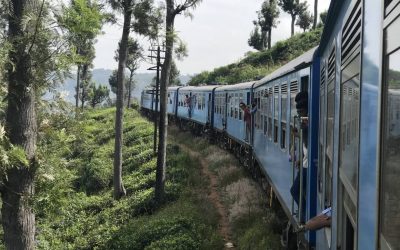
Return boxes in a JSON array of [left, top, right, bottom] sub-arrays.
[[0, 108, 222, 249], [189, 27, 322, 85], [59, 69, 192, 103]]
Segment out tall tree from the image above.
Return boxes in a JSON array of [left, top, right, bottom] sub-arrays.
[[1, 1, 73, 248], [296, 9, 313, 32], [278, 0, 308, 36], [313, 0, 318, 29], [115, 37, 143, 108], [248, 0, 279, 51], [258, 0, 279, 49], [155, 0, 202, 203], [319, 10, 327, 26], [108, 0, 160, 200], [60, 0, 104, 111]]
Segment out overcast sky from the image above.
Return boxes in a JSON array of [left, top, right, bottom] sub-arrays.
[[93, 0, 331, 75]]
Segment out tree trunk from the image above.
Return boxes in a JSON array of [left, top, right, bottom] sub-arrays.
[[155, 0, 175, 203], [76, 64, 80, 110], [291, 14, 295, 37], [313, 0, 318, 29], [268, 28, 272, 50], [113, 5, 132, 200], [127, 69, 134, 108], [2, 1, 37, 249], [81, 64, 89, 110]]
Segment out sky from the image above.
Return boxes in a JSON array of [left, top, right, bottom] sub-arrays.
[[93, 0, 332, 75]]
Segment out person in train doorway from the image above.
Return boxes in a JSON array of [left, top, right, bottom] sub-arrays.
[[290, 91, 309, 223], [240, 102, 251, 142], [184, 94, 192, 118]]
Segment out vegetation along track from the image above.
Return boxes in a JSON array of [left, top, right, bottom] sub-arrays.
[[169, 125, 285, 249]]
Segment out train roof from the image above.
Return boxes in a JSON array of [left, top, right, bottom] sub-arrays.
[[254, 47, 317, 88], [178, 85, 221, 92], [167, 86, 181, 91], [214, 81, 257, 91]]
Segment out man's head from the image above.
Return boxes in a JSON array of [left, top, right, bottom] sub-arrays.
[[295, 91, 308, 117], [239, 102, 246, 110]]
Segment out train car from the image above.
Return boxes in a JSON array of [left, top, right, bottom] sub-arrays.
[[251, 47, 319, 247], [167, 86, 180, 116], [176, 85, 219, 128], [140, 87, 156, 116], [214, 82, 256, 144], [315, 0, 399, 249]]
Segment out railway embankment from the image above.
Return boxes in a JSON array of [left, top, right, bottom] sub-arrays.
[[169, 126, 286, 249]]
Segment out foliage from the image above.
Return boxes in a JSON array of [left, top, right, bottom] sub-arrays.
[[296, 10, 313, 32], [319, 10, 328, 26], [0, 107, 222, 249], [278, 0, 308, 36], [88, 84, 110, 108], [60, 0, 106, 108], [248, 0, 280, 51], [108, 69, 131, 101], [189, 27, 322, 85], [248, 26, 265, 51]]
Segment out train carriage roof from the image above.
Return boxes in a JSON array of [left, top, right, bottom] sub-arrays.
[[254, 47, 317, 88], [214, 81, 257, 91], [178, 85, 221, 92]]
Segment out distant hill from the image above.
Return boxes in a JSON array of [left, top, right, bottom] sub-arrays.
[[58, 69, 192, 103]]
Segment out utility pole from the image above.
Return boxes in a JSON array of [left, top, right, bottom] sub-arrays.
[[147, 42, 165, 154]]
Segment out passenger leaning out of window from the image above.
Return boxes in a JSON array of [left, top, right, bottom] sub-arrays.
[[290, 91, 309, 222], [240, 102, 251, 142]]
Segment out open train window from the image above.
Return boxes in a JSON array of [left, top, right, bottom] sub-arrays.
[[380, 10, 400, 250], [274, 85, 279, 143], [289, 81, 298, 154]]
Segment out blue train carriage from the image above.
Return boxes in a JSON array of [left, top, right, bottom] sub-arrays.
[[176, 85, 219, 133], [316, 0, 399, 249], [140, 87, 156, 116], [214, 81, 257, 145], [251, 47, 319, 246], [167, 86, 180, 117]]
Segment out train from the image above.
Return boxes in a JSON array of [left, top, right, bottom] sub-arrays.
[[140, 1, 400, 249]]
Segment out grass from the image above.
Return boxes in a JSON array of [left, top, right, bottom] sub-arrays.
[[0, 107, 224, 249]]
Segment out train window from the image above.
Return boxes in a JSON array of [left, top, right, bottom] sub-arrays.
[[380, 12, 400, 247], [281, 83, 288, 149], [325, 47, 336, 209], [319, 62, 326, 200], [274, 85, 279, 143], [340, 54, 360, 193], [289, 81, 299, 157], [268, 88, 273, 139]]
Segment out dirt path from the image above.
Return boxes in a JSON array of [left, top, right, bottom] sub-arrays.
[[178, 144, 235, 249]]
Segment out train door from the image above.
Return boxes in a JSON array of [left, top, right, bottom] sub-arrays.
[[379, 1, 400, 249], [337, 1, 362, 249]]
